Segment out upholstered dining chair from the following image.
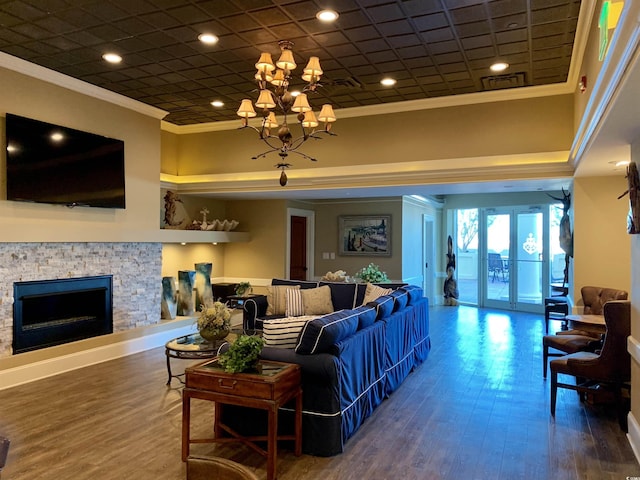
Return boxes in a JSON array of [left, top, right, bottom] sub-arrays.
[[187, 456, 258, 480], [550, 300, 631, 431], [542, 286, 629, 377], [0, 436, 9, 480]]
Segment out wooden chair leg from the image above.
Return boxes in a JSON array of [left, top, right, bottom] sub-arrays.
[[550, 371, 558, 417]]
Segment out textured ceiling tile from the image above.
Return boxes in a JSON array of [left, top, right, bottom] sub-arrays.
[[0, 1, 47, 21], [413, 12, 448, 31], [495, 27, 528, 43], [487, 0, 527, 16], [428, 40, 459, 55], [461, 34, 493, 50], [403, 0, 442, 16], [449, 4, 487, 24], [455, 20, 491, 38], [498, 41, 528, 56], [377, 19, 415, 37]]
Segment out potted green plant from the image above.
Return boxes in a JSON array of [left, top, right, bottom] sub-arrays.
[[354, 263, 389, 283], [235, 281, 252, 296], [218, 335, 265, 373]]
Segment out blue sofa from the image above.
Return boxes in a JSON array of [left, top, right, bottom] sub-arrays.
[[223, 279, 431, 456]]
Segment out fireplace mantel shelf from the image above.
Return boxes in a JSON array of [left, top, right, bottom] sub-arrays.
[[158, 229, 250, 244]]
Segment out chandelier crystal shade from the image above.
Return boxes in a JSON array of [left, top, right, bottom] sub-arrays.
[[237, 40, 337, 186]]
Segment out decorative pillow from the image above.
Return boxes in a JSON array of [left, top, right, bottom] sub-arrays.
[[266, 285, 300, 316], [361, 283, 393, 305], [295, 310, 359, 355], [300, 285, 334, 315], [400, 285, 423, 305], [352, 305, 377, 330], [367, 295, 395, 320], [319, 281, 358, 310], [389, 289, 409, 312], [285, 288, 305, 317], [263, 315, 318, 349]]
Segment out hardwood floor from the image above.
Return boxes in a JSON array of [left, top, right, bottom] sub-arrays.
[[1, 306, 639, 479]]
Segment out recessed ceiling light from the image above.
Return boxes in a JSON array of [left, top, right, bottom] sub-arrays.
[[50, 132, 64, 142], [211, 100, 224, 107], [198, 33, 219, 45], [102, 53, 122, 64], [380, 77, 396, 86], [316, 10, 338, 22], [490, 62, 509, 72]]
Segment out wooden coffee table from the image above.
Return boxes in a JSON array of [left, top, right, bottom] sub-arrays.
[[182, 358, 302, 480]]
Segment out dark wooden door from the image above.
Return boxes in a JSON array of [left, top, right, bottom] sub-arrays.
[[290, 216, 307, 280]]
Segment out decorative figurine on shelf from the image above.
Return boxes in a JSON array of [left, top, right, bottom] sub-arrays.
[[196, 301, 231, 342], [163, 190, 190, 230], [443, 235, 459, 306]]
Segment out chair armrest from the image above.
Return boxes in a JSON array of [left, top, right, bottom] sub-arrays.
[[243, 295, 268, 330]]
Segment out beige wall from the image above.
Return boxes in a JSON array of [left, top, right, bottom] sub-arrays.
[[162, 244, 225, 279], [167, 95, 574, 176], [222, 200, 289, 279], [0, 67, 161, 242], [572, 175, 631, 307], [313, 198, 403, 281], [161, 130, 179, 176]]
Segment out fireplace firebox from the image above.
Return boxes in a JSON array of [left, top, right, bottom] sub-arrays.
[[13, 275, 114, 354]]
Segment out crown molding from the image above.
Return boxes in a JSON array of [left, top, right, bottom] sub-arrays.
[[160, 151, 573, 196], [0, 52, 168, 121], [160, 82, 573, 135]]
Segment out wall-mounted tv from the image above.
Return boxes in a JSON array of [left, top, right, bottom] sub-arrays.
[[5, 113, 126, 209]]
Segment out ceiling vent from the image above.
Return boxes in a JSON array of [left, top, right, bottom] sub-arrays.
[[481, 72, 526, 91], [323, 77, 363, 94]]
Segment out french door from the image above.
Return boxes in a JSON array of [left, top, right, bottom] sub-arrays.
[[482, 207, 548, 313]]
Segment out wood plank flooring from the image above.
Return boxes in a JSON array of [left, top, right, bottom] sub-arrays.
[[1, 306, 639, 479]]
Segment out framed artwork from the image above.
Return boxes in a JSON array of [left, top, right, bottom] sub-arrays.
[[339, 215, 391, 256]]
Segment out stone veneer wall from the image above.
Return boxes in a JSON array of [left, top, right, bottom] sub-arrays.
[[0, 242, 162, 359]]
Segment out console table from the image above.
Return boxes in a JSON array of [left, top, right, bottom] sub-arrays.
[[182, 359, 302, 480]]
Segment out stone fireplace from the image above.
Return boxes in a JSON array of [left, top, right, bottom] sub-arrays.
[[0, 242, 162, 359], [13, 275, 114, 354]]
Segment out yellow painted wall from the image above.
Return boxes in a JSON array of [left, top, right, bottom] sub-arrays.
[[313, 198, 403, 281], [161, 130, 179, 175], [572, 175, 631, 307], [0, 67, 161, 242], [222, 200, 289, 279], [168, 95, 574, 176], [162, 244, 225, 279]]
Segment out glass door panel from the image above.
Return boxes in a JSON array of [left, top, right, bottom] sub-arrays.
[[483, 208, 546, 312]]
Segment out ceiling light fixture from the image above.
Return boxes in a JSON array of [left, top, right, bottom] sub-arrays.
[[211, 100, 224, 107], [380, 77, 397, 86], [316, 10, 339, 22], [198, 33, 219, 45], [102, 53, 122, 64], [237, 40, 337, 186], [490, 61, 509, 72]]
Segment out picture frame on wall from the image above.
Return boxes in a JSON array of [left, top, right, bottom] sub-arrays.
[[339, 215, 391, 256]]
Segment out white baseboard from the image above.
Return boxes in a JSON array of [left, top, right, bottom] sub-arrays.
[[0, 323, 195, 391], [628, 412, 640, 465]]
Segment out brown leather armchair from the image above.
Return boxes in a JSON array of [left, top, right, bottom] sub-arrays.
[[550, 300, 631, 430], [542, 286, 629, 378]]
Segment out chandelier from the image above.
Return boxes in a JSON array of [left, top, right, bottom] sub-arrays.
[[236, 40, 337, 186]]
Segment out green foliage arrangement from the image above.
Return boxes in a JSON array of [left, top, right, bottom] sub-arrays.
[[235, 281, 252, 296], [355, 263, 389, 283], [218, 335, 265, 373]]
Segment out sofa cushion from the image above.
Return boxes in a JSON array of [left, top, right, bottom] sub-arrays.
[[295, 310, 360, 354], [301, 285, 334, 315], [266, 285, 300, 315], [352, 305, 377, 330], [362, 283, 394, 305], [389, 289, 409, 311], [400, 285, 423, 305], [285, 288, 305, 317], [319, 281, 358, 310], [263, 315, 318, 348], [272, 278, 319, 289], [367, 295, 395, 320]]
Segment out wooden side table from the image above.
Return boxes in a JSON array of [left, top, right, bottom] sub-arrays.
[[182, 359, 302, 480]]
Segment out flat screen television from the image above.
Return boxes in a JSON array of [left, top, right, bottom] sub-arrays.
[[5, 113, 126, 209]]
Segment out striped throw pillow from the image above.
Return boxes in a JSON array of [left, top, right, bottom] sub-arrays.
[[263, 316, 318, 349], [285, 288, 305, 317]]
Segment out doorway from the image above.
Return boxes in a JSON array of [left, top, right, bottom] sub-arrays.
[[482, 207, 547, 312], [286, 208, 315, 281]]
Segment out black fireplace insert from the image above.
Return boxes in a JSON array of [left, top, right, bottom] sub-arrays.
[[13, 275, 114, 354]]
